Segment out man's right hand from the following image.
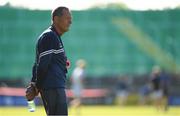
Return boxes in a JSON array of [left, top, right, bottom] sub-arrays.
[[25, 82, 39, 101]]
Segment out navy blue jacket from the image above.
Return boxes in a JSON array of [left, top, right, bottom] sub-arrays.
[[31, 26, 68, 89]]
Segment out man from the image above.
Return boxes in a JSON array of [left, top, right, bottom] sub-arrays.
[[28, 6, 72, 115], [150, 66, 162, 110], [150, 66, 169, 111]]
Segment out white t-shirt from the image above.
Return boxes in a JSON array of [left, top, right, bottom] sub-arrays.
[[71, 67, 85, 97]]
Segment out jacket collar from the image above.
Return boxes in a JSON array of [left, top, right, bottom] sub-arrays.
[[50, 25, 60, 36]]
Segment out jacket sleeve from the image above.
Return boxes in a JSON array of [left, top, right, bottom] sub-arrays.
[[31, 63, 37, 82], [36, 33, 59, 89]]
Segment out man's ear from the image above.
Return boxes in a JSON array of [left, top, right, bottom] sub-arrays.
[[54, 16, 60, 23]]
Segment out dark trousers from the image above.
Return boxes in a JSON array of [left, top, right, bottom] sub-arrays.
[[40, 88, 68, 116]]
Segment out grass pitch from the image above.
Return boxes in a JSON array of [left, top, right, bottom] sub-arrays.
[[0, 105, 180, 116]]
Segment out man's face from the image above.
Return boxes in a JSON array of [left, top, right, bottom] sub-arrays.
[[56, 9, 72, 33]]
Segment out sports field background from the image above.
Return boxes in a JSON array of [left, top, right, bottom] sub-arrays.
[[1, 2, 180, 116], [0, 106, 180, 116]]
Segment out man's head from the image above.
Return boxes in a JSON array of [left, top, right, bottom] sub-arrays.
[[51, 6, 72, 35]]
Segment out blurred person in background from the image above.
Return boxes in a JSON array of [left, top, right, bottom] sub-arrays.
[[150, 66, 162, 110], [138, 83, 151, 105], [70, 59, 86, 114], [27, 6, 72, 115], [159, 69, 170, 111], [115, 77, 130, 106], [150, 66, 170, 111]]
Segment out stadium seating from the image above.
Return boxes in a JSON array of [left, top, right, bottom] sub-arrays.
[[0, 7, 179, 79]]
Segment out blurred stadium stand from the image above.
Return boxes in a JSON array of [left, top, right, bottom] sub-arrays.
[[0, 6, 180, 106]]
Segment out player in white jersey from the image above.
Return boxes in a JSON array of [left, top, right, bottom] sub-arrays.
[[70, 59, 86, 108]]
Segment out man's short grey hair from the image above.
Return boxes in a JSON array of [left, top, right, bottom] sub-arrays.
[[51, 6, 69, 21]]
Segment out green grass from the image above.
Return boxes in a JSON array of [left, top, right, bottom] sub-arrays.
[[0, 105, 180, 116]]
